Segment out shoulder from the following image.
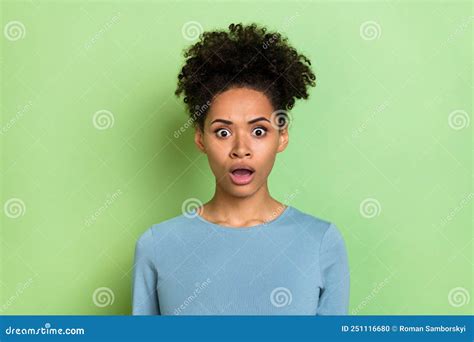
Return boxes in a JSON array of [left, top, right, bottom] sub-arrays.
[[289, 206, 331, 236], [289, 206, 345, 246], [151, 213, 189, 234], [135, 213, 188, 248]]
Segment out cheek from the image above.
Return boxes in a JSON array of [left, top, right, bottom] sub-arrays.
[[253, 138, 277, 152], [252, 141, 278, 173], [205, 145, 228, 172], [258, 153, 277, 175], [252, 136, 279, 158]]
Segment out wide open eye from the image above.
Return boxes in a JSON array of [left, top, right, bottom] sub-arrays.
[[215, 128, 232, 138], [252, 127, 267, 137]]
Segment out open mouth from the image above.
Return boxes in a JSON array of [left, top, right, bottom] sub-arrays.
[[229, 168, 255, 185]]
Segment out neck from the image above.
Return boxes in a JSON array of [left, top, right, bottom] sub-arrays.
[[202, 180, 286, 226]]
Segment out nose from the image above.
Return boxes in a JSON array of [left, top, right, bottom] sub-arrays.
[[230, 134, 251, 158]]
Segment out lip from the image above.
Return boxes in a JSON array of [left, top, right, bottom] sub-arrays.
[[229, 164, 255, 173], [229, 169, 255, 185]]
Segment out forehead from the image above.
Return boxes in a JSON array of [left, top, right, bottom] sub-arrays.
[[207, 87, 274, 121]]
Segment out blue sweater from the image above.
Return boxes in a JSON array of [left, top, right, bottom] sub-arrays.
[[132, 205, 350, 315]]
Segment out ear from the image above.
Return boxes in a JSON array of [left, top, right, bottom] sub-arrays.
[[194, 127, 206, 154], [276, 127, 289, 153]]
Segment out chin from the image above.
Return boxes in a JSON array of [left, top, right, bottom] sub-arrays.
[[226, 181, 264, 198], [227, 188, 256, 198]]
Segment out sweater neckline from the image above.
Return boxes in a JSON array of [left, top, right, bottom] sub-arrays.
[[190, 205, 292, 231]]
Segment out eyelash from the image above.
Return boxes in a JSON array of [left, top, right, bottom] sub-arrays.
[[214, 126, 268, 138]]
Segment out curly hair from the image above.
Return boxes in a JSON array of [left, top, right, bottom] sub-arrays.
[[175, 23, 316, 131]]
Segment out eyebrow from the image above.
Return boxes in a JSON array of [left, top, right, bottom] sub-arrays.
[[210, 117, 271, 126]]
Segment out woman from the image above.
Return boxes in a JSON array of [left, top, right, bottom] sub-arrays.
[[132, 23, 350, 315]]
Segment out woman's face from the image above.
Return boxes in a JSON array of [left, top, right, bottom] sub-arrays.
[[194, 87, 289, 197]]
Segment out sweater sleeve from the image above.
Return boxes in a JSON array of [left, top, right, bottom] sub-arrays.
[[316, 222, 350, 315], [132, 228, 161, 315]]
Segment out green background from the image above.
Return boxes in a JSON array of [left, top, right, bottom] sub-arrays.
[[1, 0, 472, 315]]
